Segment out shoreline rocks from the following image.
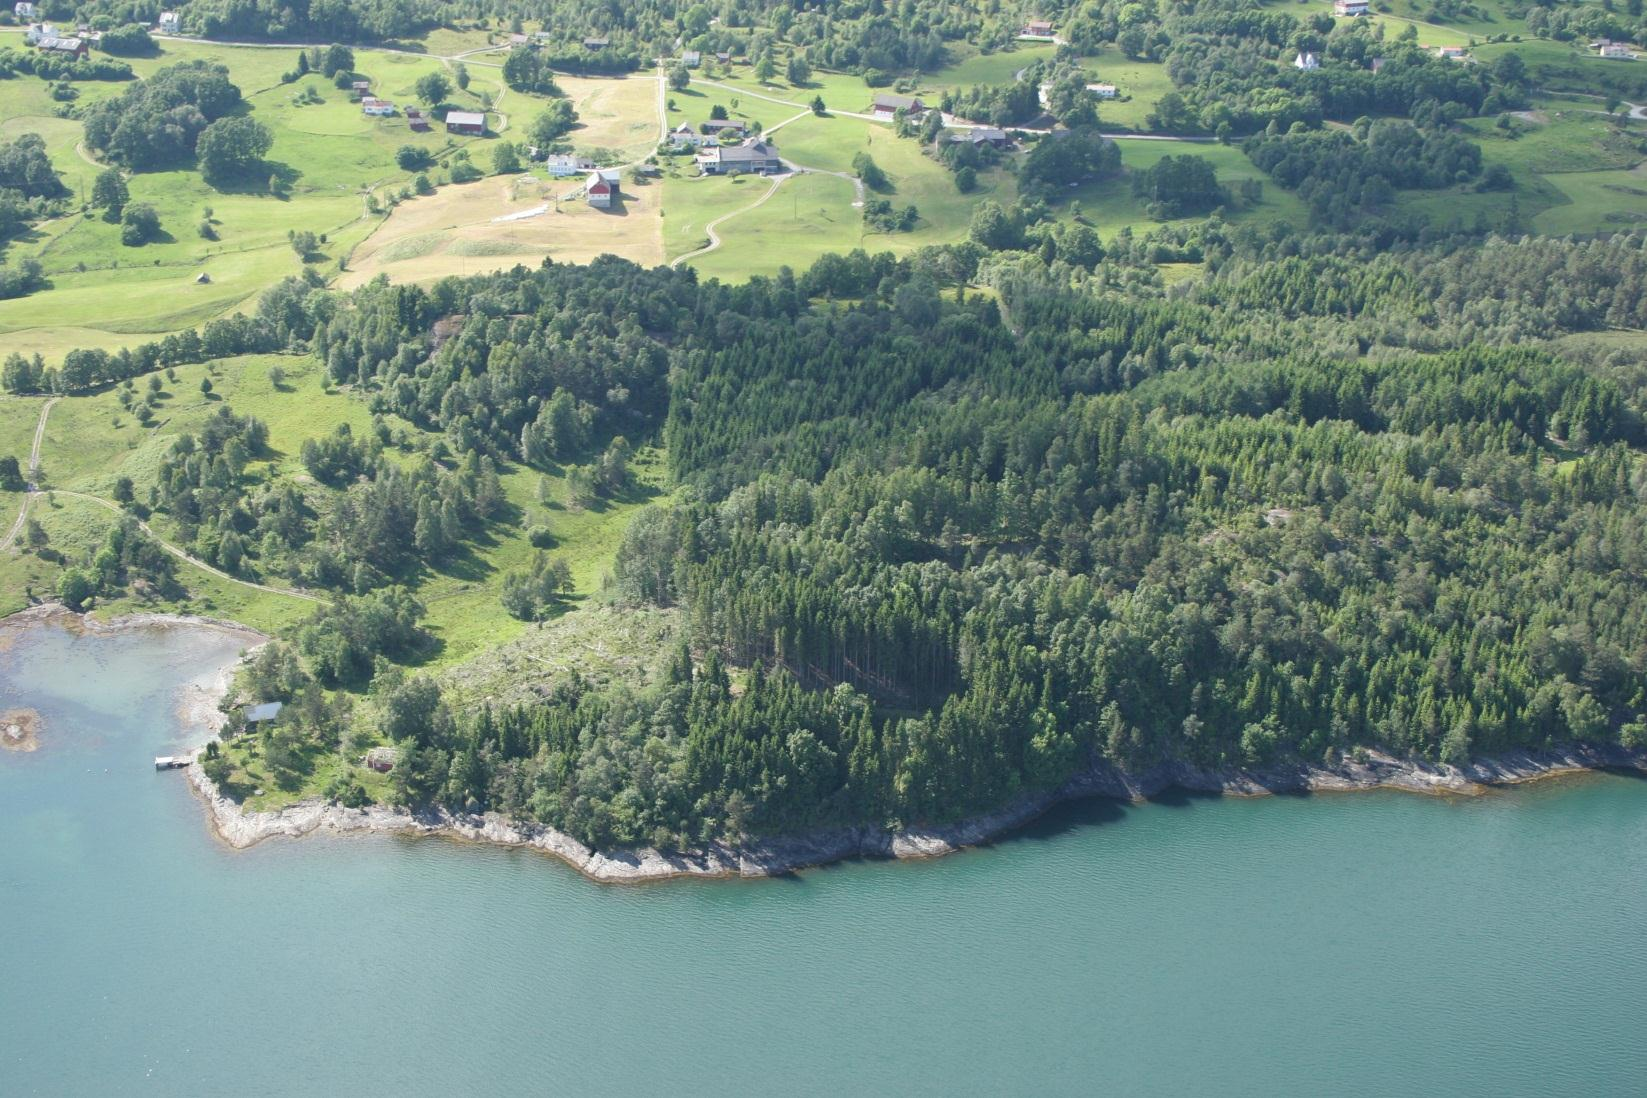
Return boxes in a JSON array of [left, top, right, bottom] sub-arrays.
[[1, 707, 42, 752], [187, 742, 1647, 884]]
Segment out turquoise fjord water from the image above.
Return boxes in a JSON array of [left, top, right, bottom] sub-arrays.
[[3, 621, 1646, 1097]]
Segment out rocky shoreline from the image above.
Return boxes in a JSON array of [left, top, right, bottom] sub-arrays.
[[186, 742, 1647, 884], [10, 602, 1644, 884]]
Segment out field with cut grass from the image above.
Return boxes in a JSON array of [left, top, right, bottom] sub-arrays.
[[1290, 2, 1474, 47], [340, 171, 663, 286], [925, 43, 1060, 88], [1435, 104, 1647, 234], [1475, 39, 1647, 101], [559, 72, 664, 158], [1079, 51, 1178, 132]]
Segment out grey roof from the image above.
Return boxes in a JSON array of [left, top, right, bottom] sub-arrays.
[[246, 701, 284, 723], [446, 110, 486, 127], [714, 141, 779, 162], [873, 94, 924, 111]]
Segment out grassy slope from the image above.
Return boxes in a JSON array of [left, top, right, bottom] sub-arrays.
[[0, 36, 511, 359], [0, 350, 664, 656], [1066, 138, 1312, 234]]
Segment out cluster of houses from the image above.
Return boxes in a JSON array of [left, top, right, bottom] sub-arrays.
[[531, 152, 626, 207], [21, 19, 92, 58], [351, 79, 475, 133], [1592, 39, 1639, 60], [501, 30, 614, 51], [665, 116, 783, 174], [668, 118, 753, 147]]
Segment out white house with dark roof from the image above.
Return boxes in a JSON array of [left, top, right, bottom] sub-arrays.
[[696, 140, 783, 175], [547, 152, 595, 176]]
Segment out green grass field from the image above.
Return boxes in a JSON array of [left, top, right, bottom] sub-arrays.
[[924, 43, 1060, 89], [0, 35, 514, 359], [671, 108, 1017, 278], [1078, 50, 1177, 132], [1065, 138, 1311, 234], [0, 348, 665, 659]]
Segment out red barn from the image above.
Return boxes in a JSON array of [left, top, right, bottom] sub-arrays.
[[445, 110, 486, 136]]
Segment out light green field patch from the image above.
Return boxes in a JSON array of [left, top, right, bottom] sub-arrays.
[[689, 172, 860, 280], [1464, 106, 1644, 175], [926, 44, 1060, 89], [376, 232, 447, 263], [661, 172, 771, 258], [1532, 163, 1647, 234], [446, 237, 538, 257], [1065, 139, 1309, 234], [1078, 50, 1176, 132]]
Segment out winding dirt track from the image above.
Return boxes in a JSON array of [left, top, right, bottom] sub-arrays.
[[670, 172, 787, 267], [1, 397, 57, 551]]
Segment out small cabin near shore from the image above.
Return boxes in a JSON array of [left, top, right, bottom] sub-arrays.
[[364, 746, 399, 773], [243, 701, 283, 732]]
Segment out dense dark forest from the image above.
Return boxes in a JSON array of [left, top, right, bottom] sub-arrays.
[[204, 222, 1647, 849]]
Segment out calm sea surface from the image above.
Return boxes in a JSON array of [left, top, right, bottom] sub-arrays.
[[3, 620, 1645, 1096]]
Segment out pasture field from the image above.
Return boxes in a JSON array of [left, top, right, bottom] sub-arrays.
[[1431, 105, 1647, 234], [0, 36, 516, 353], [1065, 138, 1310, 234], [667, 82, 808, 134], [924, 43, 1060, 89], [1080, 51, 1178, 132], [661, 170, 775, 259], [1288, 2, 1474, 47], [687, 171, 862, 280], [1475, 39, 1647, 102], [0, 349, 667, 656]]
